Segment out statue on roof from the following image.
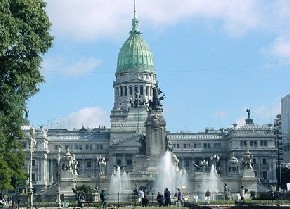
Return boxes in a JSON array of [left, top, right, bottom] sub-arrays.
[[246, 108, 251, 119]]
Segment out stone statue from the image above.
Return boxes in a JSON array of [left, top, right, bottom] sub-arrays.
[[242, 149, 253, 170], [246, 108, 251, 119], [130, 93, 145, 107], [72, 154, 79, 175], [167, 142, 173, 152], [148, 82, 165, 111], [138, 134, 146, 155], [97, 156, 107, 175]]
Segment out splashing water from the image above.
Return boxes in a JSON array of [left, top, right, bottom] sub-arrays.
[[155, 151, 189, 194], [109, 166, 131, 202]]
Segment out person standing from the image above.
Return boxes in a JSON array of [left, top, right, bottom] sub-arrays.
[[177, 188, 183, 207], [156, 192, 164, 207], [100, 188, 107, 208], [164, 188, 171, 206], [240, 186, 245, 201]]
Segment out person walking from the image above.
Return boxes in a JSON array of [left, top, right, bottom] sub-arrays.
[[139, 188, 145, 205], [164, 188, 171, 206], [177, 188, 183, 207]]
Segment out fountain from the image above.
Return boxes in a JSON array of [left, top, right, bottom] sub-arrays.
[[109, 166, 131, 202], [154, 151, 189, 194], [200, 156, 220, 200]]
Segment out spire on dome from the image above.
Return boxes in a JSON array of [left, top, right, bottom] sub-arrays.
[[131, 0, 140, 35]]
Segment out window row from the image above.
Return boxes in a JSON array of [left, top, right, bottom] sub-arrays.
[[53, 144, 103, 151], [116, 85, 152, 97], [240, 140, 267, 147], [171, 142, 222, 149]]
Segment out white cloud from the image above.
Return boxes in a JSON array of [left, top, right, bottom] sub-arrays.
[[53, 107, 110, 130], [42, 56, 102, 77], [213, 111, 227, 118], [45, 0, 266, 41], [255, 100, 281, 122], [46, 0, 132, 41], [263, 36, 290, 59], [234, 117, 246, 128]]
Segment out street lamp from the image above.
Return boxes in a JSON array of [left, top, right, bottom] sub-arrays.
[[56, 147, 62, 208], [28, 126, 36, 209]]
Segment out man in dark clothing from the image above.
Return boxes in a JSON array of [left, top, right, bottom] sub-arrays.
[[164, 188, 171, 206], [100, 189, 107, 208], [156, 192, 164, 206]]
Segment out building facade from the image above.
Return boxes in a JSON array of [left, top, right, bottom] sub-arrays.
[[22, 9, 279, 195], [281, 94, 290, 163]]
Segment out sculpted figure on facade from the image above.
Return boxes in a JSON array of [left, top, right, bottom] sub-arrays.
[[97, 156, 107, 175]]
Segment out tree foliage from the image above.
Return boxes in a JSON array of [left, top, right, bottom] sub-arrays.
[[72, 185, 94, 202], [0, 0, 53, 190]]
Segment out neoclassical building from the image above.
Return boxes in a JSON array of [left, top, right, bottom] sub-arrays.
[[22, 9, 278, 196]]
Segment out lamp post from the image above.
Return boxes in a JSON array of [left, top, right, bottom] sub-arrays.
[[56, 147, 62, 208], [28, 126, 36, 209]]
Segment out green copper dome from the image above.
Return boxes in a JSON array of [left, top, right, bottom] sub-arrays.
[[116, 14, 155, 73]]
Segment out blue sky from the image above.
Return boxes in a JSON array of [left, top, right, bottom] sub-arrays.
[[28, 0, 290, 132]]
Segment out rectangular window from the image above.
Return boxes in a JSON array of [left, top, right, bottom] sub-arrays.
[[32, 160, 36, 167], [87, 161, 92, 168], [120, 86, 123, 96], [86, 144, 89, 150], [262, 158, 267, 164], [183, 144, 187, 149], [124, 86, 127, 96], [262, 171, 267, 180], [32, 173, 36, 182], [193, 143, 197, 148], [176, 144, 180, 149], [127, 159, 132, 165], [203, 143, 207, 148], [117, 159, 122, 165], [260, 141, 268, 146], [129, 86, 133, 95], [240, 141, 247, 146], [100, 144, 103, 149], [140, 86, 144, 95], [146, 86, 149, 96]]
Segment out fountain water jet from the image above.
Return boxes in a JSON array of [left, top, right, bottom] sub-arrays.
[[200, 164, 219, 200], [109, 166, 131, 202], [155, 151, 189, 193]]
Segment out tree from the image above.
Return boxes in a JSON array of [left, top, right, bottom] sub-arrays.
[[0, 0, 53, 191], [72, 185, 94, 202]]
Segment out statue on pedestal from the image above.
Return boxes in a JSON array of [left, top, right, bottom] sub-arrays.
[[97, 156, 107, 175]]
